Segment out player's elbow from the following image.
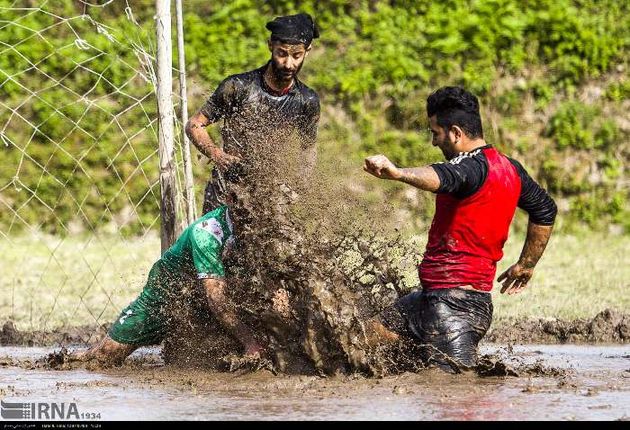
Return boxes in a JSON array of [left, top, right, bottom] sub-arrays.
[[184, 118, 197, 141], [527, 198, 558, 226], [185, 114, 208, 142]]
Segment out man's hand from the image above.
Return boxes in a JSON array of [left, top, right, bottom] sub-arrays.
[[499, 222, 554, 295], [364, 155, 402, 180], [497, 263, 534, 295], [186, 111, 241, 171], [212, 147, 242, 171]]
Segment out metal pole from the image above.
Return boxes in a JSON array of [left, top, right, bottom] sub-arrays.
[[156, 0, 179, 253], [175, 0, 196, 224]]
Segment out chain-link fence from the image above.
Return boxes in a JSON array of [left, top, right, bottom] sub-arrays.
[[0, 0, 191, 333]]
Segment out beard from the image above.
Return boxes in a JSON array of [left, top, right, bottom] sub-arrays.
[[440, 136, 458, 160], [270, 57, 303, 83]]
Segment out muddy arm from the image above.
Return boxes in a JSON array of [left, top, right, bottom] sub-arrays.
[[185, 112, 240, 170], [498, 222, 554, 295], [203, 278, 263, 356], [364, 154, 440, 192]]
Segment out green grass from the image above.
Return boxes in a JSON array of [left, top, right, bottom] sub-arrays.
[[493, 230, 629, 321], [1, 231, 628, 331], [400, 230, 630, 321], [0, 233, 160, 332]]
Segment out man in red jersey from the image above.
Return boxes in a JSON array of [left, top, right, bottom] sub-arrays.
[[364, 86, 557, 371]]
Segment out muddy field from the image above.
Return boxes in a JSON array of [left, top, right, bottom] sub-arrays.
[[1, 344, 628, 420], [2, 126, 628, 420], [3, 307, 628, 348]]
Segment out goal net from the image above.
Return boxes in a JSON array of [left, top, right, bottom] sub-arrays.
[[0, 0, 190, 338]]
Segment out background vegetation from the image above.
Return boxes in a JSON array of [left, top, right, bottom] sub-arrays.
[[1, 0, 628, 235]]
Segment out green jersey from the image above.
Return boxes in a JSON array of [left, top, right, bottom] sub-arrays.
[[108, 205, 233, 345], [161, 205, 233, 280]]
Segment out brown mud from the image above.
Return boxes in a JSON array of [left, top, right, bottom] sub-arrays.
[[3, 309, 628, 350], [0, 320, 108, 347], [160, 132, 423, 376], [3, 133, 628, 377], [1, 344, 628, 420], [486, 309, 630, 344]]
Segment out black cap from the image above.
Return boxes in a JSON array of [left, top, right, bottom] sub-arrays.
[[266, 13, 320, 46]]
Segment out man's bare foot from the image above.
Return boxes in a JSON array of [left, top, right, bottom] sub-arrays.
[[68, 336, 137, 366]]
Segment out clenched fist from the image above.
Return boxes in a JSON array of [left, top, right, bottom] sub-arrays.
[[363, 154, 402, 180]]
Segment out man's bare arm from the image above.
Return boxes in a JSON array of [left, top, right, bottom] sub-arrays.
[[203, 278, 263, 356], [363, 154, 441, 192], [185, 112, 240, 170], [498, 222, 554, 295]]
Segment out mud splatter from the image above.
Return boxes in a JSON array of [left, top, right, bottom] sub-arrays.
[[475, 350, 570, 378], [2, 131, 627, 375]]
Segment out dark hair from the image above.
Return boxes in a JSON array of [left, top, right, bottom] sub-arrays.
[[426, 86, 483, 139]]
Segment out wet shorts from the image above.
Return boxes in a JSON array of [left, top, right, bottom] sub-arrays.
[[108, 260, 177, 345], [382, 288, 493, 370]]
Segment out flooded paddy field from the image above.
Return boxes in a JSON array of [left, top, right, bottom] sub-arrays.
[[1, 344, 628, 420]]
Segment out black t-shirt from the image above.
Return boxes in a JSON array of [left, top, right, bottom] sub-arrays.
[[200, 62, 320, 159], [431, 145, 557, 225]]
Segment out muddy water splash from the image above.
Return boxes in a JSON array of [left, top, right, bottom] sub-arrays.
[[164, 126, 424, 375], [158, 127, 589, 377], [2, 345, 627, 420]]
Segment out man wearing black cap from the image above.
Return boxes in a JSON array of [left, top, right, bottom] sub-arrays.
[[186, 13, 321, 213]]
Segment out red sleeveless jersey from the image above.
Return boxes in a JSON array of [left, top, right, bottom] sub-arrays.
[[419, 147, 521, 292]]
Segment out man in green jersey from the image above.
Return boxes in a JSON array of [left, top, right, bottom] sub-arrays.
[[71, 204, 264, 366]]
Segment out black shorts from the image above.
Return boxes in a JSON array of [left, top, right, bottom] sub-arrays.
[[381, 288, 493, 370]]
